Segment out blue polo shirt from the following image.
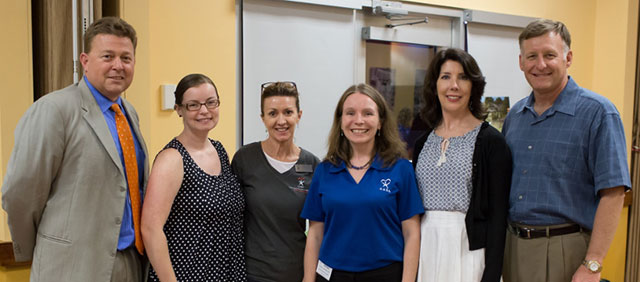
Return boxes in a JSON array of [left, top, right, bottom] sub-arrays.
[[301, 157, 424, 272], [502, 76, 631, 230], [86, 77, 146, 250]]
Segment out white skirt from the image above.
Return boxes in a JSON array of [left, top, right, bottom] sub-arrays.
[[417, 211, 485, 282]]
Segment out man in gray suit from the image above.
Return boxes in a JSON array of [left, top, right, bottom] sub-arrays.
[[2, 17, 148, 282]]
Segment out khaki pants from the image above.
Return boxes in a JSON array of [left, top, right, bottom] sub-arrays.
[[110, 247, 144, 282], [503, 225, 590, 282]]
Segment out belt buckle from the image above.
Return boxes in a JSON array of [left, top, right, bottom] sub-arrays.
[[521, 226, 532, 239]]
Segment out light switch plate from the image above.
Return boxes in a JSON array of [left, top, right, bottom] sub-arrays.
[[161, 84, 177, 110]]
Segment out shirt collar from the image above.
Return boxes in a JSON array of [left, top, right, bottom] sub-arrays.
[[519, 76, 579, 116], [85, 76, 124, 113], [328, 154, 390, 173]]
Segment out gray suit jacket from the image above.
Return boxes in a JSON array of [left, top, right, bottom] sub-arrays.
[[2, 79, 149, 282]]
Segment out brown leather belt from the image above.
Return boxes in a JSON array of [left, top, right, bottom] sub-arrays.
[[508, 223, 584, 239]]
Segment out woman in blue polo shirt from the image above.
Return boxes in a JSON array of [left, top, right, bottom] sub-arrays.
[[301, 83, 424, 282]]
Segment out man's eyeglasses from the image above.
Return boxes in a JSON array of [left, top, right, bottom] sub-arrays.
[[180, 99, 220, 111], [261, 81, 297, 93]]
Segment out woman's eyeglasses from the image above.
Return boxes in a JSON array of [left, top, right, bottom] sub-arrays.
[[180, 99, 220, 111]]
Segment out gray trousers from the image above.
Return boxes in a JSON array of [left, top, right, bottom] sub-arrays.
[[503, 225, 590, 282], [110, 247, 144, 282]]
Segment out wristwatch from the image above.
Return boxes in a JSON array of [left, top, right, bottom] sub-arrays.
[[582, 260, 602, 273]]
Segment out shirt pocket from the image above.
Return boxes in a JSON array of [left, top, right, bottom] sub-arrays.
[[543, 140, 588, 178]]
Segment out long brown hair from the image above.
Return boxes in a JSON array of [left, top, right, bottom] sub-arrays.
[[421, 48, 486, 128], [325, 84, 407, 167]]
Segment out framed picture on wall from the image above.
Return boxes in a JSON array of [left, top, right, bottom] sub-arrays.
[[482, 96, 510, 131]]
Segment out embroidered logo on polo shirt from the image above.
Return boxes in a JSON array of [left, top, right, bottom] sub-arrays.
[[290, 176, 309, 193], [379, 178, 391, 193]]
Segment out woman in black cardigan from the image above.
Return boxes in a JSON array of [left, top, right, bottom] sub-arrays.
[[412, 48, 512, 282]]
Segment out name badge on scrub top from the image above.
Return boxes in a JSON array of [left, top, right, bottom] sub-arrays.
[[316, 260, 333, 280], [295, 164, 313, 173]]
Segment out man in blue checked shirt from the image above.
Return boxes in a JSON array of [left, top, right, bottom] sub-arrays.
[[502, 19, 631, 282]]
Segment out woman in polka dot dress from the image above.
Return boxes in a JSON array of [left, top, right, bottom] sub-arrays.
[[141, 73, 246, 282]]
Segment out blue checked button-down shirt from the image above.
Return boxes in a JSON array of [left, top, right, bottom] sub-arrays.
[[502, 76, 631, 230]]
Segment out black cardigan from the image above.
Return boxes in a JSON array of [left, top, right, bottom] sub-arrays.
[[412, 122, 512, 282]]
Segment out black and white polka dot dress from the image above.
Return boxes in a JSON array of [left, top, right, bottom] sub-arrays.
[[148, 138, 246, 282]]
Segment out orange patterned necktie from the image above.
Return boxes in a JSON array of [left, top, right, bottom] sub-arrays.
[[110, 104, 144, 255]]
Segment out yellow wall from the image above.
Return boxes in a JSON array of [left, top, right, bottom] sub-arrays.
[[1, 1, 33, 240], [0, 1, 35, 279], [593, 0, 638, 155], [124, 0, 237, 157], [0, 0, 636, 281], [0, 267, 29, 282]]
